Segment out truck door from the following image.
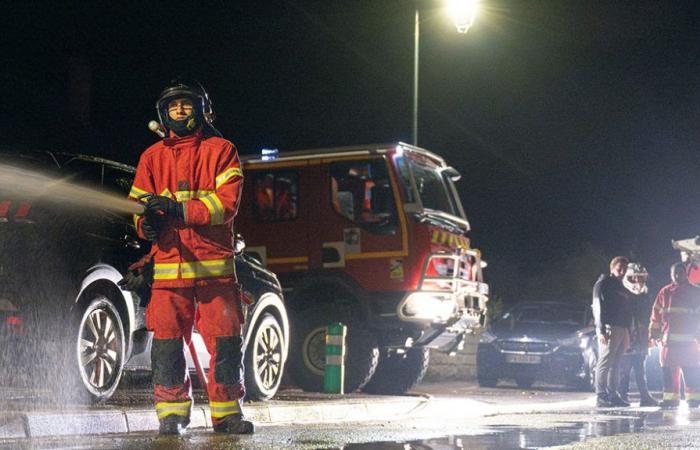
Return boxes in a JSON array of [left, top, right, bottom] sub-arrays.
[[319, 157, 407, 291], [237, 166, 309, 273]]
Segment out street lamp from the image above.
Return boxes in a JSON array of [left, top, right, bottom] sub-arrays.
[[412, 0, 478, 146], [448, 0, 478, 33]]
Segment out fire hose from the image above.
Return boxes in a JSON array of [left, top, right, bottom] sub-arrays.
[[187, 333, 209, 394]]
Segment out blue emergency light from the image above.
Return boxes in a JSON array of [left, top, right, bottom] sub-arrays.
[[261, 148, 279, 161]]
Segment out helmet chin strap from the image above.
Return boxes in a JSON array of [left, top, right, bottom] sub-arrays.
[[168, 115, 199, 136]]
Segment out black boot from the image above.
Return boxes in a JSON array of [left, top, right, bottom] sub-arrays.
[[159, 415, 189, 435], [639, 394, 660, 407], [596, 393, 613, 407], [609, 392, 630, 407], [213, 413, 255, 434]]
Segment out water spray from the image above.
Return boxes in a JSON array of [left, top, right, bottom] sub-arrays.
[[0, 163, 145, 216]]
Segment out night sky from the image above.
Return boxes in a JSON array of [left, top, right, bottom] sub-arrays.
[[2, 1, 700, 305]]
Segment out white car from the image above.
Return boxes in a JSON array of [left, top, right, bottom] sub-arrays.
[[0, 150, 289, 402]]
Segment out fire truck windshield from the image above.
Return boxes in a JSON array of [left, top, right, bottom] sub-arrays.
[[395, 154, 465, 221]]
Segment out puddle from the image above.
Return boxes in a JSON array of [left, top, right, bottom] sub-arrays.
[[342, 409, 692, 449]]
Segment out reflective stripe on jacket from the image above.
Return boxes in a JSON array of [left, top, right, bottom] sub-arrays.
[[129, 129, 243, 288]]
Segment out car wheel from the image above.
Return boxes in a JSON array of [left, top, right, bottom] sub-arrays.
[[288, 307, 379, 393], [362, 347, 429, 395], [515, 375, 535, 389], [73, 297, 126, 403], [244, 313, 285, 401]]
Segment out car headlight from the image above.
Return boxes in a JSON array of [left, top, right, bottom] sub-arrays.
[[558, 335, 579, 348], [479, 330, 497, 344]]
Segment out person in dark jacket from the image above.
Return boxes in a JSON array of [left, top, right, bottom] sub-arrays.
[[618, 263, 659, 406], [592, 256, 632, 407]]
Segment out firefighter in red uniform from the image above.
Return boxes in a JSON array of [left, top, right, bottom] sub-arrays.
[[649, 262, 700, 408], [128, 80, 253, 435]]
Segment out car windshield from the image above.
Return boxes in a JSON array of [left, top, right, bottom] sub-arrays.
[[505, 305, 586, 326], [394, 153, 463, 218]]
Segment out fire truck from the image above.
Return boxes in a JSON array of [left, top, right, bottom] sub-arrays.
[[236, 143, 489, 394]]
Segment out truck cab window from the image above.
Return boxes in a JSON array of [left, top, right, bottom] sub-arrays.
[[329, 159, 396, 232], [252, 171, 298, 222]]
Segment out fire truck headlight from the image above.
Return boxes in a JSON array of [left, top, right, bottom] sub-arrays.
[[401, 293, 457, 322]]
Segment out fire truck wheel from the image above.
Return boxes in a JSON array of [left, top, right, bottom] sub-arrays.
[[362, 347, 429, 395], [289, 308, 379, 393], [70, 297, 126, 403]]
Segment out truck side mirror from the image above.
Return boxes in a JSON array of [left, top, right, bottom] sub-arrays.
[[444, 167, 461, 182]]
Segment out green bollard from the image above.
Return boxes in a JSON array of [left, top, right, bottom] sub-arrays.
[[323, 322, 347, 394]]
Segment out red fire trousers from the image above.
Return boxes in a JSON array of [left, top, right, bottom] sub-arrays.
[[146, 284, 245, 425]]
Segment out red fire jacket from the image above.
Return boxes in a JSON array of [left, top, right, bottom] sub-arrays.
[[128, 129, 243, 288], [649, 281, 700, 367]]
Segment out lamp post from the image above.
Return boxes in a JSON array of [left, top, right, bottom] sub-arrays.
[[412, 0, 478, 146]]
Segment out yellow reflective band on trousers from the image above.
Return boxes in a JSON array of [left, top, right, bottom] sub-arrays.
[[663, 392, 680, 400], [156, 400, 192, 419], [199, 193, 225, 225], [215, 167, 243, 189], [153, 258, 235, 280], [209, 400, 242, 419], [667, 334, 697, 343]]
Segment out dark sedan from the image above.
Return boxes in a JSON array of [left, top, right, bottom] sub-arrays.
[[477, 302, 592, 389]]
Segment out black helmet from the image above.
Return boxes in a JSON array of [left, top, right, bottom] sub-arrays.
[[156, 79, 219, 137]]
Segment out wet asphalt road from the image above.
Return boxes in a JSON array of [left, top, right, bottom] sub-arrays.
[[5, 408, 700, 449], [2, 382, 699, 449]]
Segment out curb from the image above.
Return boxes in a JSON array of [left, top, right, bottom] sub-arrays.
[[0, 395, 431, 440]]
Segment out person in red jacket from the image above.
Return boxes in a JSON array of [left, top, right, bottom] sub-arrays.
[[128, 80, 252, 435], [649, 263, 700, 408]]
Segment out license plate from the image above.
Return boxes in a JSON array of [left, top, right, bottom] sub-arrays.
[[505, 354, 541, 364]]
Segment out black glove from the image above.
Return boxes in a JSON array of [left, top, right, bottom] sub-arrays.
[[145, 195, 184, 220], [118, 269, 145, 291], [140, 216, 160, 241], [118, 261, 154, 291]]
